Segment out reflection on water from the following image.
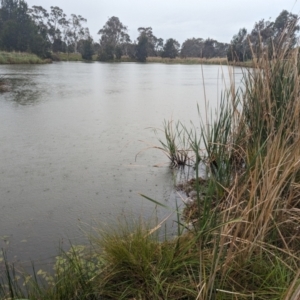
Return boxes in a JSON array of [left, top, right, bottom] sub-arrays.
[[0, 62, 243, 265]]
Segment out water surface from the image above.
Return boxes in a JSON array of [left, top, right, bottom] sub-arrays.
[[0, 62, 243, 265]]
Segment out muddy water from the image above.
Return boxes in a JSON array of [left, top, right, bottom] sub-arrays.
[[0, 62, 242, 265]]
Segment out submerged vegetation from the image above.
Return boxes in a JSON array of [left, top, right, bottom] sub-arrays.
[[0, 75, 7, 92], [2, 25, 300, 300]]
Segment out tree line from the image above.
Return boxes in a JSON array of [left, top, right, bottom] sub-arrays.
[[0, 0, 90, 58], [0, 0, 298, 62], [0, 0, 229, 61], [227, 10, 299, 61]]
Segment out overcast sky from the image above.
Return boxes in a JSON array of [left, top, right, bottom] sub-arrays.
[[25, 0, 300, 45]]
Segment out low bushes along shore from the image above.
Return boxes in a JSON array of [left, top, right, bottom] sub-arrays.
[[0, 51, 254, 67], [0, 51, 51, 64]]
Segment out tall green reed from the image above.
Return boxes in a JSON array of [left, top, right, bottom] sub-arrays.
[[150, 40, 300, 298]]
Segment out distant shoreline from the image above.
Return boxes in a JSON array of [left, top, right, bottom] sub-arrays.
[[0, 51, 253, 67]]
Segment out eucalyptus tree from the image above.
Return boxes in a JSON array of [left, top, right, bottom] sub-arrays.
[[0, 0, 31, 51], [137, 27, 163, 56], [77, 27, 94, 57], [0, 0, 29, 51], [272, 10, 299, 51], [155, 38, 164, 55], [227, 28, 251, 61], [181, 38, 204, 57], [47, 6, 68, 51], [248, 19, 274, 59], [247, 11, 299, 60], [28, 5, 48, 35], [181, 37, 228, 58], [137, 27, 155, 56], [27, 5, 52, 54], [67, 14, 87, 53], [135, 33, 148, 62], [28, 5, 67, 52], [202, 38, 218, 58], [214, 41, 229, 57], [161, 38, 180, 58], [80, 36, 94, 60], [0, 0, 49, 56], [97, 16, 131, 60], [0, 0, 20, 22], [228, 10, 300, 61]]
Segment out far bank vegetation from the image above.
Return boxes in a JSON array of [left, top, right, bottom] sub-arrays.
[[0, 51, 50, 64], [0, 1, 297, 64]]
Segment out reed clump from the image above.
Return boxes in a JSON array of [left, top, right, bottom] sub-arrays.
[[146, 56, 228, 65], [149, 45, 300, 298], [2, 45, 300, 299], [0, 51, 50, 64], [52, 52, 86, 61], [0, 75, 8, 92]]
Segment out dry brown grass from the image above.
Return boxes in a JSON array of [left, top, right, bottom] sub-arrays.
[[161, 46, 300, 298], [146, 56, 228, 65]]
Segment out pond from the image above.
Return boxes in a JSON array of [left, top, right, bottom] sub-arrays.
[[0, 62, 243, 266]]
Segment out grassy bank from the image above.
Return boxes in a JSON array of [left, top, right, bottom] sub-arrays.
[[1, 46, 300, 299], [52, 52, 252, 67], [0, 51, 252, 67], [0, 51, 51, 64], [95, 54, 230, 65], [51, 52, 90, 61], [146, 56, 228, 65], [146, 56, 254, 67]]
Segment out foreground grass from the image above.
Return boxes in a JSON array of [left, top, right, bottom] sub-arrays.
[[1, 45, 300, 299], [0, 51, 51, 64], [0, 225, 297, 300], [150, 47, 300, 298]]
